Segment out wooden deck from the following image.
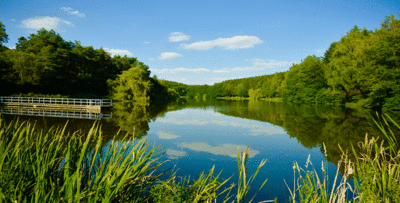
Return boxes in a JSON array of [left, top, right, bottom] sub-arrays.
[[0, 97, 112, 113]]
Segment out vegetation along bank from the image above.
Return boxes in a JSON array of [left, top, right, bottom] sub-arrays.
[[1, 15, 399, 108], [164, 15, 400, 111]]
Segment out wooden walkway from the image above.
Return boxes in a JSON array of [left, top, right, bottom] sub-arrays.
[[0, 97, 112, 113]]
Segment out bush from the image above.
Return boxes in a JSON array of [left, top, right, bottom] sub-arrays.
[[383, 94, 400, 111]]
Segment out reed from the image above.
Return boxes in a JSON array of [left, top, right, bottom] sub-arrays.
[[372, 113, 400, 156], [286, 114, 400, 202], [285, 148, 355, 203], [149, 146, 273, 203], [0, 118, 165, 202], [0, 117, 272, 202]]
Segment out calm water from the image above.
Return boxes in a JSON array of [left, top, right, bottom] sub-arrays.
[[1, 99, 399, 202]]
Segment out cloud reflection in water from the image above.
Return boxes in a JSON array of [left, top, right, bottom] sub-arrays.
[[179, 142, 259, 158]]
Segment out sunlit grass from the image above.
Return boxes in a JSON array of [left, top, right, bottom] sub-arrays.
[[0, 117, 274, 202], [0, 118, 165, 202], [286, 114, 400, 202]]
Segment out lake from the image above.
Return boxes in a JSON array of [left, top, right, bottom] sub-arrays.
[[1, 99, 398, 202]]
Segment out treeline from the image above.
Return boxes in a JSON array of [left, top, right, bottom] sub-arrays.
[[0, 22, 176, 103], [166, 15, 400, 110]]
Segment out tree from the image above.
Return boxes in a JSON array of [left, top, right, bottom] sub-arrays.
[[109, 66, 153, 104], [283, 55, 326, 103], [325, 26, 373, 101], [0, 22, 8, 46], [248, 89, 262, 100]]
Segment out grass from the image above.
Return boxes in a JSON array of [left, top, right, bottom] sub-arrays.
[[286, 113, 400, 202], [1, 113, 399, 202], [0, 118, 165, 202], [0, 117, 274, 202]]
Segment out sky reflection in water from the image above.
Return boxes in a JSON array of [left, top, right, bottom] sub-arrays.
[[146, 107, 334, 201]]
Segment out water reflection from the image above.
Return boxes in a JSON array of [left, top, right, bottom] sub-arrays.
[[0, 106, 112, 120], [213, 100, 400, 166], [179, 142, 260, 158], [109, 100, 187, 139], [165, 149, 187, 159], [2, 98, 399, 201], [2, 98, 398, 168]]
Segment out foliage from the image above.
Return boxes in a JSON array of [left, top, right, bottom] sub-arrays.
[[383, 94, 400, 111], [0, 28, 136, 97], [164, 15, 400, 110], [235, 147, 268, 203], [0, 22, 8, 46], [283, 55, 326, 103], [285, 113, 400, 202], [248, 88, 262, 101], [0, 118, 165, 202], [108, 66, 152, 104], [286, 152, 355, 203], [0, 26, 177, 103], [351, 135, 400, 202], [11, 92, 69, 98], [150, 166, 234, 202], [0, 118, 273, 202], [2, 14, 400, 108]]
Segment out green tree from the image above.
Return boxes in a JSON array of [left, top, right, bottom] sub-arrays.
[[109, 66, 153, 104], [248, 89, 262, 100], [283, 55, 326, 103], [0, 22, 8, 46], [325, 26, 373, 102]]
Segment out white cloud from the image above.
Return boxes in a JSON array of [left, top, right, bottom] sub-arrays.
[[60, 7, 86, 18], [251, 58, 293, 68], [169, 32, 191, 42], [209, 77, 236, 83], [152, 67, 210, 74], [180, 35, 263, 50], [212, 59, 293, 73], [143, 41, 150, 44], [149, 58, 155, 61], [104, 48, 133, 57], [158, 52, 183, 60], [179, 142, 259, 158], [21, 16, 73, 30]]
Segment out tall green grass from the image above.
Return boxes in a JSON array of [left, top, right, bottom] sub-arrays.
[[286, 114, 400, 202], [149, 146, 272, 203], [0, 117, 273, 202], [0, 118, 165, 202]]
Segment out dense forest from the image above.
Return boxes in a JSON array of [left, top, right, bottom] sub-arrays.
[[0, 22, 176, 104], [165, 15, 400, 110]]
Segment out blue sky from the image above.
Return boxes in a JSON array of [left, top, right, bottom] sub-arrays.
[[1, 0, 399, 85]]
